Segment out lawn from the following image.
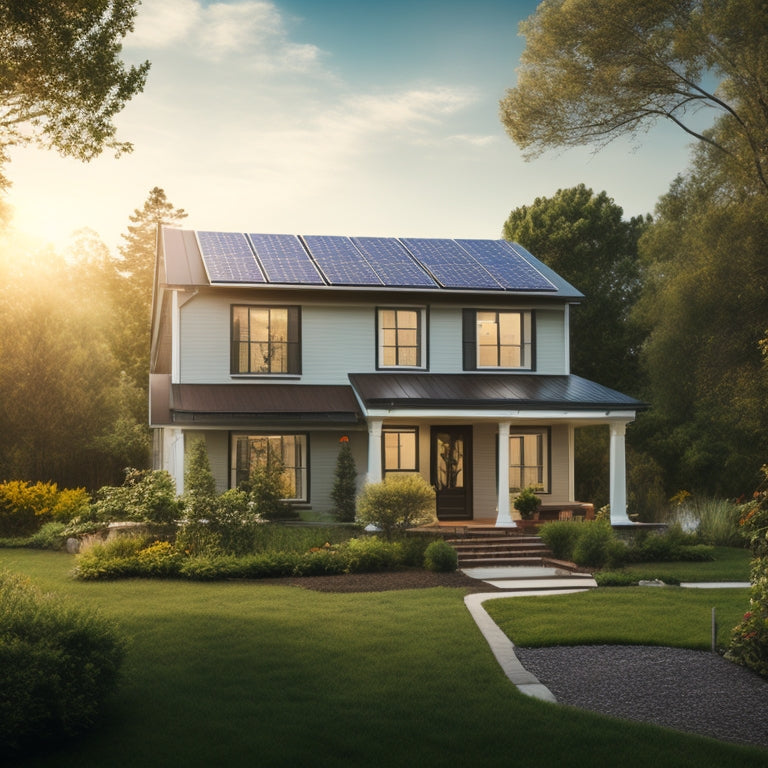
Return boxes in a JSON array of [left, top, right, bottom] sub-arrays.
[[3, 549, 767, 768], [618, 546, 752, 583]]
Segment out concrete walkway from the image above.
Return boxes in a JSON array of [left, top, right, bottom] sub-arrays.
[[461, 566, 751, 702]]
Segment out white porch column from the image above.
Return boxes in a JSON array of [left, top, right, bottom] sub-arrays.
[[166, 427, 186, 495], [495, 421, 516, 527], [366, 419, 383, 484], [609, 422, 632, 525]]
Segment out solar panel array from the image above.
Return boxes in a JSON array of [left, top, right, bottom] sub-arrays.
[[195, 232, 559, 292]]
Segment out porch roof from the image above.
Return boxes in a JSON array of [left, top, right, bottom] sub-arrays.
[[348, 373, 646, 412], [165, 383, 363, 425]]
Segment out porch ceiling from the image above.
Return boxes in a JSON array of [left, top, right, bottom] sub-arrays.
[[348, 373, 646, 412]]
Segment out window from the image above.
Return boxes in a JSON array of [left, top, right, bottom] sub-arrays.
[[231, 305, 300, 375], [233, 434, 308, 501], [509, 430, 549, 493], [383, 426, 418, 474], [377, 308, 425, 368], [463, 309, 533, 370]]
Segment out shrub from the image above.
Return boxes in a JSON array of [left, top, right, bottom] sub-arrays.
[[356, 474, 436, 540], [26, 521, 68, 550], [572, 521, 616, 569], [243, 450, 296, 520], [182, 439, 218, 521], [340, 536, 401, 572], [73, 536, 151, 580], [91, 469, 179, 525], [423, 540, 458, 572], [538, 521, 583, 560], [512, 486, 541, 520], [136, 541, 184, 577], [728, 470, 768, 676], [0, 570, 126, 753], [0, 481, 90, 537], [331, 437, 357, 522]]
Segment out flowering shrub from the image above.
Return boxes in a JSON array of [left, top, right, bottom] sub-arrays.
[[728, 467, 768, 676], [91, 469, 179, 524], [0, 481, 90, 537]]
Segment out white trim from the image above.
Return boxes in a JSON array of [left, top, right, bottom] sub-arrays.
[[171, 290, 181, 383], [495, 422, 515, 527], [367, 419, 383, 484], [363, 407, 638, 422], [609, 421, 632, 524]]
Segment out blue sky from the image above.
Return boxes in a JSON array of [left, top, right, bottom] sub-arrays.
[[6, 0, 699, 254]]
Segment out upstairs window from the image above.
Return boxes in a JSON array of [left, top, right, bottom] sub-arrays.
[[377, 308, 425, 369], [231, 305, 300, 375], [463, 309, 533, 370]]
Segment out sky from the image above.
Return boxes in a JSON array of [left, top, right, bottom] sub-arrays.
[[6, 0, 701, 256]]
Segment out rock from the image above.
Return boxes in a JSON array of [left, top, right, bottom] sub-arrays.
[[66, 537, 80, 554], [638, 579, 666, 587]]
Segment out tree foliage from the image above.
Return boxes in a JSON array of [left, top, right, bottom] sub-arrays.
[[111, 187, 187, 391], [0, 0, 149, 189], [503, 184, 646, 393], [500, 0, 768, 193], [631, 142, 768, 498]]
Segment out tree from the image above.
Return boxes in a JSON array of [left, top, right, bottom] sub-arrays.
[[500, 0, 768, 194], [503, 185, 646, 393], [331, 437, 357, 522], [631, 144, 768, 498], [110, 187, 187, 391], [0, 1, 149, 189]]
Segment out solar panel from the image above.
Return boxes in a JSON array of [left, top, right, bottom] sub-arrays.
[[455, 239, 557, 292], [399, 238, 502, 290], [248, 233, 325, 285], [301, 235, 383, 286], [197, 231, 265, 283], [351, 237, 438, 288]]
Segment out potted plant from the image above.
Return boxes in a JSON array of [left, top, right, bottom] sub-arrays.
[[513, 486, 541, 521]]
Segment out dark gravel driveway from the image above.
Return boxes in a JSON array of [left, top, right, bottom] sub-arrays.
[[515, 644, 768, 750]]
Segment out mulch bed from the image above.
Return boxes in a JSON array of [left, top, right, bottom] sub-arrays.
[[263, 569, 502, 593]]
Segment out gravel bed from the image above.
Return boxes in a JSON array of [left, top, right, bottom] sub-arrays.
[[514, 645, 768, 750]]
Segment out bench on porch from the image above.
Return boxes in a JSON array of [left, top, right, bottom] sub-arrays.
[[534, 503, 595, 522]]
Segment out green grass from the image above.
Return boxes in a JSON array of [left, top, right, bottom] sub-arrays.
[[616, 546, 751, 583], [485, 587, 750, 649], [2, 550, 766, 767]]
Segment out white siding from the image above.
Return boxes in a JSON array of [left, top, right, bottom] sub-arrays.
[[535, 309, 567, 374], [428, 307, 463, 372], [179, 295, 231, 383], [302, 305, 375, 383]]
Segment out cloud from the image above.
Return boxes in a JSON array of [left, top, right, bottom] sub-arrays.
[[127, 0, 324, 70]]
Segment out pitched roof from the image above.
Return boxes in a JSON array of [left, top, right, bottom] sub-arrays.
[[159, 227, 584, 299]]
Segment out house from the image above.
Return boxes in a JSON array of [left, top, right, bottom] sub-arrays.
[[149, 230, 645, 526]]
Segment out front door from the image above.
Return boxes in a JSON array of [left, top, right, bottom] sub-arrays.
[[431, 426, 472, 520]]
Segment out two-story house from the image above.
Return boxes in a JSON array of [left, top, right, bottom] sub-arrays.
[[149, 229, 644, 526]]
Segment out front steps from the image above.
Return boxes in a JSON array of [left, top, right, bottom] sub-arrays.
[[445, 530, 553, 569]]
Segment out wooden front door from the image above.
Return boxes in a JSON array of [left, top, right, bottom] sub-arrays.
[[431, 426, 472, 520]]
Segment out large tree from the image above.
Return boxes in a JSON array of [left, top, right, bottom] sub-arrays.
[[0, 0, 149, 189], [632, 145, 768, 498], [500, 0, 768, 194], [111, 187, 187, 391], [503, 185, 646, 394]]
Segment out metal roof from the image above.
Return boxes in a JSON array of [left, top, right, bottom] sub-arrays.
[[348, 373, 646, 411]]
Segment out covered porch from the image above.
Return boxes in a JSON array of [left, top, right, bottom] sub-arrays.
[[349, 372, 645, 528]]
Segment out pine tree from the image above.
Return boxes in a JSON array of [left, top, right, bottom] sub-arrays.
[[111, 187, 187, 391], [331, 437, 357, 522]]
